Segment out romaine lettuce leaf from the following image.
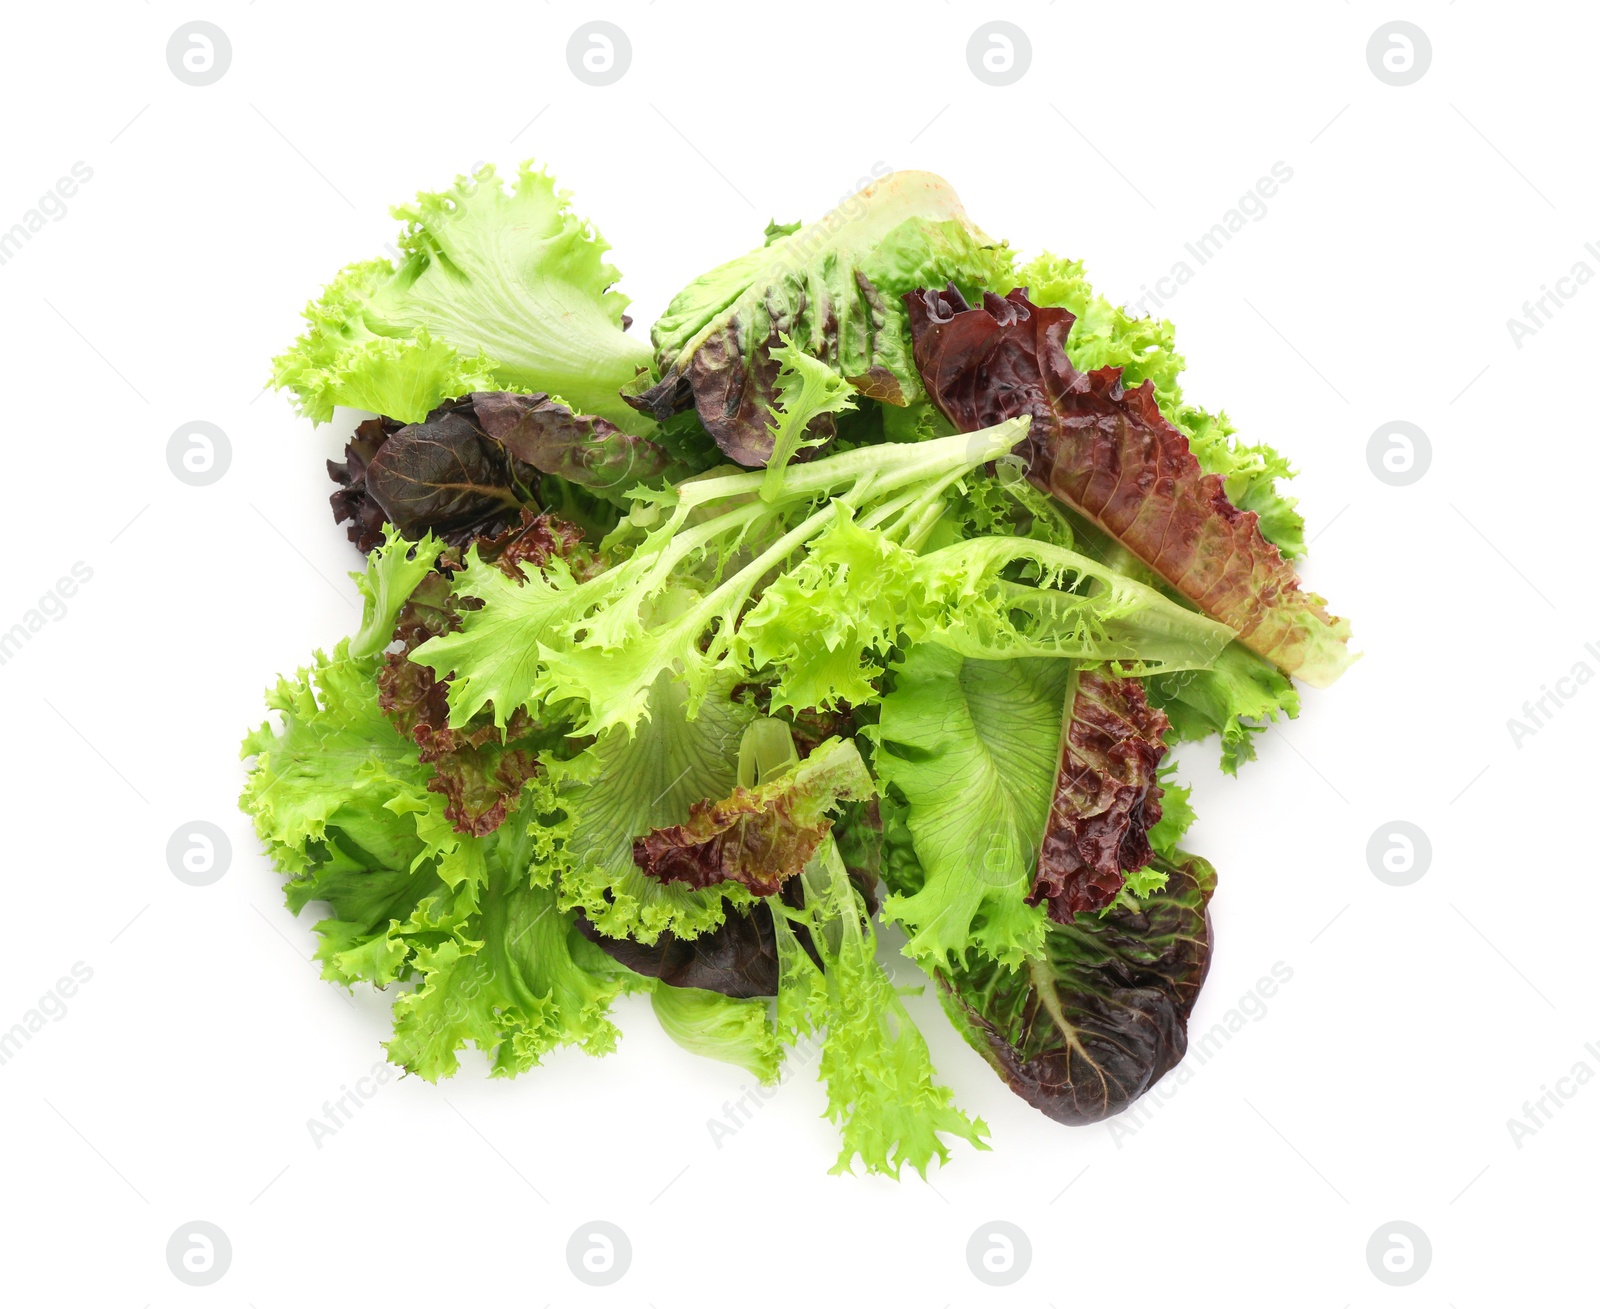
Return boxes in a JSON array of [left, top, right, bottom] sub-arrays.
[[1019, 252, 1305, 558], [939, 852, 1216, 1123], [1032, 668, 1170, 920], [907, 287, 1353, 687], [632, 736, 874, 895], [272, 163, 654, 431], [870, 644, 1067, 968], [631, 170, 1013, 463]]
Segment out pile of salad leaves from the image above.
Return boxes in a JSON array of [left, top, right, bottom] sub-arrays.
[[243, 162, 1351, 1177]]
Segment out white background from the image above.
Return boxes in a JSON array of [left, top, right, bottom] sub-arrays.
[[1, 1, 1594, 1304]]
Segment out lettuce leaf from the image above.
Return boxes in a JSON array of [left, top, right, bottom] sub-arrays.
[[1019, 253, 1305, 558], [411, 421, 1033, 738], [534, 670, 757, 944], [907, 287, 1353, 687], [1032, 668, 1170, 919], [240, 641, 635, 1078], [632, 736, 874, 895], [938, 852, 1216, 1123], [738, 506, 1234, 716], [1145, 640, 1301, 774], [271, 163, 653, 431], [241, 537, 637, 1079], [631, 170, 1013, 463], [773, 838, 988, 1177], [870, 644, 1067, 968], [650, 983, 780, 1083], [760, 337, 858, 502]]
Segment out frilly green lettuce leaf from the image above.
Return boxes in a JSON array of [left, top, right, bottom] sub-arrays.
[[350, 526, 444, 659], [737, 505, 1233, 716], [761, 337, 858, 502], [1144, 639, 1301, 774], [386, 806, 644, 1081], [533, 670, 757, 944], [413, 422, 1034, 739], [239, 640, 635, 1078], [773, 838, 987, 1177], [271, 163, 653, 430], [870, 644, 1068, 968]]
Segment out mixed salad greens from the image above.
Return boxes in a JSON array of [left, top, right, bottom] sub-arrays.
[[242, 163, 1351, 1177]]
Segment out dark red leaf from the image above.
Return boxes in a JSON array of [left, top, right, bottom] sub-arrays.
[[904, 286, 1353, 686], [1029, 670, 1168, 920]]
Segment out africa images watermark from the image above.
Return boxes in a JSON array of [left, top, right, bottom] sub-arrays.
[[0, 561, 94, 668], [304, 1060, 399, 1148], [0, 961, 94, 1068], [1108, 961, 1294, 1146], [1128, 162, 1295, 318], [1505, 1040, 1600, 1149], [1505, 242, 1600, 348], [0, 162, 94, 269], [1504, 639, 1600, 748], [705, 1029, 824, 1148]]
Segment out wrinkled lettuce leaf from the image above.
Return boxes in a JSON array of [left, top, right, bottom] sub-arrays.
[[939, 852, 1216, 1123], [870, 644, 1066, 968], [272, 163, 654, 431], [1145, 639, 1301, 774], [533, 670, 757, 943], [631, 170, 1013, 463], [1020, 252, 1304, 558], [633, 736, 874, 895], [907, 287, 1352, 687], [1032, 668, 1169, 920], [240, 640, 635, 1079]]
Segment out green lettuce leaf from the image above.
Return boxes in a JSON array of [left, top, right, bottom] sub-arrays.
[[633, 170, 1013, 464], [535, 670, 757, 943], [738, 506, 1234, 716], [386, 804, 642, 1081], [870, 644, 1068, 968], [773, 838, 988, 1177], [412, 421, 1033, 738], [1145, 640, 1301, 774], [650, 983, 780, 1083], [240, 638, 634, 1078], [761, 337, 858, 503], [271, 163, 653, 431]]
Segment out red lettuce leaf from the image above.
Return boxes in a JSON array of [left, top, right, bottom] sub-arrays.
[[328, 393, 675, 552], [1031, 669, 1169, 920], [631, 738, 873, 897], [904, 287, 1352, 687], [940, 852, 1216, 1125], [577, 830, 884, 999], [376, 511, 591, 835], [470, 390, 676, 492]]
